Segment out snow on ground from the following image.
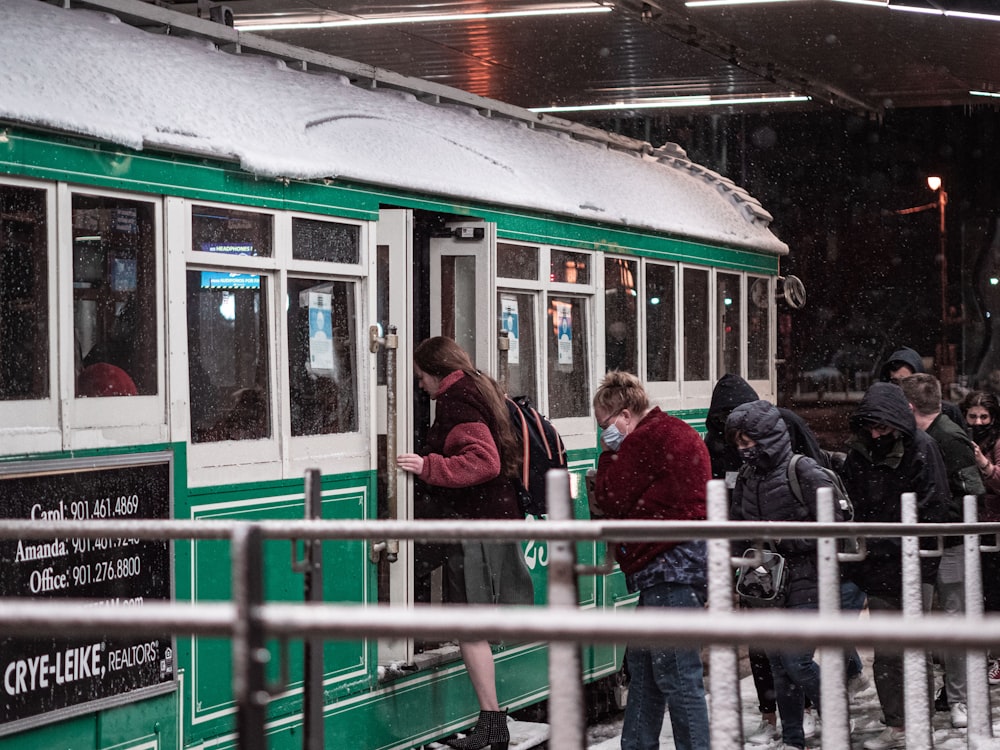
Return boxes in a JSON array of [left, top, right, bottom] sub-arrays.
[[431, 649, 1000, 748]]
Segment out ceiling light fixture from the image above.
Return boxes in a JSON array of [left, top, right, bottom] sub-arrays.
[[970, 90, 1000, 98], [530, 94, 811, 113], [887, 0, 1000, 20], [685, 0, 804, 7], [235, 4, 613, 32]]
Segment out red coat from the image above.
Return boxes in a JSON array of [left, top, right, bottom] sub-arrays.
[[594, 407, 709, 574]]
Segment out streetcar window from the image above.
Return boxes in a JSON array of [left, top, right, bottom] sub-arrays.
[[187, 270, 271, 442], [497, 242, 538, 280], [72, 194, 157, 397], [748, 275, 771, 381], [292, 218, 359, 264], [683, 267, 710, 381], [0, 185, 48, 400], [191, 205, 273, 257], [498, 291, 538, 402], [550, 249, 590, 285], [604, 257, 638, 374], [646, 262, 677, 382], [717, 272, 742, 377], [287, 278, 359, 435], [547, 295, 590, 418]]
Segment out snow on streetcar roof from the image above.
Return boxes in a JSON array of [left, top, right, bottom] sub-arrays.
[[0, 0, 787, 256]]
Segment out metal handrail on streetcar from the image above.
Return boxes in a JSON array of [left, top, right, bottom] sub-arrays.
[[2, 476, 1000, 749]]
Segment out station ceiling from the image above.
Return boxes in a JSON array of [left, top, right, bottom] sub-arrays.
[[160, 0, 1000, 119]]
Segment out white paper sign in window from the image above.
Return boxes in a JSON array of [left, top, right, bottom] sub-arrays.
[[554, 300, 573, 367], [501, 296, 520, 365], [308, 291, 334, 372]]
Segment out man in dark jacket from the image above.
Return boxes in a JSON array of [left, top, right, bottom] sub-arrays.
[[841, 382, 951, 750], [879, 346, 966, 430], [899, 373, 984, 729]]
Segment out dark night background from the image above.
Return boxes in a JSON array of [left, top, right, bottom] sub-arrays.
[[585, 106, 1000, 400]]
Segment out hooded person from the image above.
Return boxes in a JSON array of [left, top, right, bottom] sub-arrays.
[[726, 399, 832, 750], [878, 346, 966, 430], [706, 374, 828, 489], [840, 382, 951, 750]]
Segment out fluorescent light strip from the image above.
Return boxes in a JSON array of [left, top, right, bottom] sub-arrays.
[[686, 0, 803, 6], [971, 90, 1000, 98], [530, 94, 811, 113], [830, 0, 887, 7], [236, 5, 612, 32], [888, 4, 1000, 20]]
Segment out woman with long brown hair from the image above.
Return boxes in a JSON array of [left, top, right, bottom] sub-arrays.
[[397, 336, 533, 750]]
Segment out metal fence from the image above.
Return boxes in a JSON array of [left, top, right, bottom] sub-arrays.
[[2, 471, 999, 750]]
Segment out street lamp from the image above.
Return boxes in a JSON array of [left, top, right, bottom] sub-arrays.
[[891, 175, 951, 384], [927, 176, 950, 376]]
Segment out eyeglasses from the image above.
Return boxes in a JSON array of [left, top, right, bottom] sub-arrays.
[[597, 411, 621, 431]]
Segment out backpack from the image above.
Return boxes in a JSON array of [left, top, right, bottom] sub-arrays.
[[787, 453, 854, 522], [506, 395, 568, 516]]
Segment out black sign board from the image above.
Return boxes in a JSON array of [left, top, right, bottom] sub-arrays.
[[0, 453, 175, 735]]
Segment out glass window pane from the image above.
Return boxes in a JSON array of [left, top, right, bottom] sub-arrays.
[[646, 263, 676, 382], [547, 296, 589, 418], [683, 268, 709, 381], [287, 278, 359, 435], [292, 218, 359, 263], [550, 249, 590, 285], [187, 270, 270, 442], [498, 291, 537, 402], [73, 193, 157, 397], [191, 205, 272, 257], [748, 276, 771, 380], [0, 185, 48, 400], [440, 255, 477, 362], [604, 257, 638, 374], [717, 272, 742, 377], [497, 242, 538, 280]]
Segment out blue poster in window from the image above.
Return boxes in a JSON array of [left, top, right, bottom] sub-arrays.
[[501, 296, 519, 365], [308, 292, 334, 371], [555, 301, 573, 368]]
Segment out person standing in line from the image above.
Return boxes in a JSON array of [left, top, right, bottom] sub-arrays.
[[591, 371, 710, 750], [878, 346, 967, 430], [397, 337, 534, 750], [840, 383, 951, 750], [727, 399, 833, 750], [704, 374, 868, 745], [959, 390, 1000, 684], [899, 374, 984, 729]]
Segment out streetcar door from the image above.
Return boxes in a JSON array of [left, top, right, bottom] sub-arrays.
[[428, 221, 498, 371], [374, 208, 415, 665]]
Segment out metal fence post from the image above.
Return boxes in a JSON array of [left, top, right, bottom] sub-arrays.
[[232, 523, 268, 750], [963, 493, 991, 742], [901, 492, 932, 750], [815, 485, 849, 748], [302, 469, 325, 750], [706, 478, 740, 750], [546, 469, 583, 750]]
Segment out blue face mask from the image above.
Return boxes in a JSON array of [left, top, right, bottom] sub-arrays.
[[603, 423, 626, 452], [738, 445, 762, 464]]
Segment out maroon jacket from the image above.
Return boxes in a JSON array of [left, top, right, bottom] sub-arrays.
[[415, 371, 522, 520], [594, 407, 709, 574]]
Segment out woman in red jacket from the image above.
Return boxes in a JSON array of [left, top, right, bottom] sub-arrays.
[[591, 371, 711, 750], [397, 337, 533, 750]]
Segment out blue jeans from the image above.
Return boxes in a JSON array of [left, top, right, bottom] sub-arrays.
[[766, 601, 822, 750], [621, 582, 709, 750]]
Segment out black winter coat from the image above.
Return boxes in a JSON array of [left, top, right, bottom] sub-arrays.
[[728, 399, 832, 607], [841, 382, 951, 596]]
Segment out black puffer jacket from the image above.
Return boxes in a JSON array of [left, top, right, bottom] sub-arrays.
[[727, 399, 831, 607], [706, 373, 827, 484], [841, 382, 951, 596]]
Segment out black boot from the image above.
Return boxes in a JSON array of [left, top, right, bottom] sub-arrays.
[[446, 709, 509, 750]]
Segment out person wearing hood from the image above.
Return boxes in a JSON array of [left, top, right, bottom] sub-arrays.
[[878, 346, 966, 430], [841, 382, 951, 750], [726, 399, 833, 750]]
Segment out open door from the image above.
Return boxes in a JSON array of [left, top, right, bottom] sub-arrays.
[[373, 212, 498, 667]]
